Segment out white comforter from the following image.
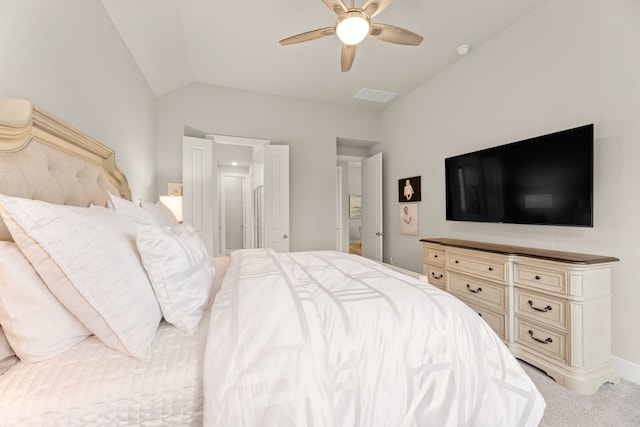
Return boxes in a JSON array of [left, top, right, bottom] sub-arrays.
[[204, 249, 545, 426]]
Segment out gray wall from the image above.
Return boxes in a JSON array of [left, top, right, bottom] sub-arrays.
[[379, 0, 640, 371], [0, 0, 157, 201], [155, 83, 380, 251]]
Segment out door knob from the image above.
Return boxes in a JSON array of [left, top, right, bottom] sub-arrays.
[[283, 234, 288, 239]]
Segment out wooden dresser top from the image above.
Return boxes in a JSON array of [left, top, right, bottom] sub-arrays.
[[420, 238, 619, 265]]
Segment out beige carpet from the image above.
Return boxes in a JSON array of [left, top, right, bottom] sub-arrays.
[[520, 361, 640, 426]]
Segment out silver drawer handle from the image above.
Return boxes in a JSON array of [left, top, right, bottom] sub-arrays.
[[528, 330, 553, 344], [528, 300, 552, 313], [466, 284, 482, 293]]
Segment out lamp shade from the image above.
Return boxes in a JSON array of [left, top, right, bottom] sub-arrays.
[[159, 196, 183, 223], [336, 11, 371, 45]]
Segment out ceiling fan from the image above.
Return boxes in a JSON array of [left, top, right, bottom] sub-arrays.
[[279, 0, 423, 72]]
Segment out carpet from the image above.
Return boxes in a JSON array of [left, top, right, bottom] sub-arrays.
[[520, 360, 640, 426]]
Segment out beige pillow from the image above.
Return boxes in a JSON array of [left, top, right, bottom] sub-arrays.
[[0, 195, 162, 360]]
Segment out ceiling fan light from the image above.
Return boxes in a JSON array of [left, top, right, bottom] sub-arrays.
[[336, 11, 371, 45]]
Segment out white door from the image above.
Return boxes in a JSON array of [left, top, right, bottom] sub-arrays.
[[220, 174, 249, 255], [182, 136, 214, 256], [264, 145, 290, 252], [361, 153, 383, 261]]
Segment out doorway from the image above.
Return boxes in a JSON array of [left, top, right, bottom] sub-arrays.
[[336, 138, 383, 261], [182, 134, 289, 257], [220, 173, 250, 255]]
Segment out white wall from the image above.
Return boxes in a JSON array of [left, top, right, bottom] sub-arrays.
[[156, 83, 380, 251], [0, 0, 156, 201], [379, 0, 640, 368]]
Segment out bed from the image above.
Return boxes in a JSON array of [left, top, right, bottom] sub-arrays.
[[0, 97, 545, 426]]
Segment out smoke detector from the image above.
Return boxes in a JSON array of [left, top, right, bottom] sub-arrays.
[[457, 44, 470, 55]]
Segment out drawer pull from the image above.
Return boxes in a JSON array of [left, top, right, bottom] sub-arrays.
[[454, 260, 459, 264], [528, 330, 553, 344], [535, 275, 541, 280], [528, 300, 553, 313], [433, 254, 438, 258], [431, 272, 443, 280], [488, 267, 494, 271], [466, 284, 482, 293], [478, 312, 483, 317]]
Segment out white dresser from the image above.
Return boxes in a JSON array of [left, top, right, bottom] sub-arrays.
[[421, 238, 619, 395]]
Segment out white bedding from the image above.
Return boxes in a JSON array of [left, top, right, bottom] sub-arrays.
[[205, 249, 546, 426], [0, 318, 207, 426], [0, 256, 231, 426]]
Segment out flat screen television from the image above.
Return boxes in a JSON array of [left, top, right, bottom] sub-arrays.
[[445, 124, 594, 227]]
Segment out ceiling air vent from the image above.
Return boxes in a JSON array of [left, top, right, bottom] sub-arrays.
[[354, 88, 397, 103]]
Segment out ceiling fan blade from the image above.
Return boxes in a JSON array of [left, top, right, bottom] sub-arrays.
[[341, 44, 357, 72], [362, 0, 394, 17], [370, 23, 423, 45], [279, 27, 335, 45], [322, 0, 348, 16]]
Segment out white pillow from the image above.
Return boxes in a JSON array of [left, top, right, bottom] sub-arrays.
[[0, 325, 18, 375], [0, 195, 162, 360], [136, 222, 214, 335], [108, 192, 158, 234], [0, 242, 90, 362], [0, 326, 13, 361], [140, 200, 180, 227]]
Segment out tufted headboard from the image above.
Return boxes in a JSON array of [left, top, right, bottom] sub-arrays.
[[0, 97, 131, 240]]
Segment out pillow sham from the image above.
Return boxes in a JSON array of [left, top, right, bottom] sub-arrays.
[[140, 200, 180, 227], [0, 242, 90, 362], [0, 195, 162, 360], [136, 222, 214, 335], [0, 328, 16, 376], [0, 326, 13, 358], [107, 192, 158, 234], [0, 355, 18, 376]]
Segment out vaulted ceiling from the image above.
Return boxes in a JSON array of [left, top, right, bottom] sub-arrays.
[[102, 0, 546, 110]]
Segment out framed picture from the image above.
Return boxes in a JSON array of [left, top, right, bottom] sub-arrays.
[[167, 182, 183, 196], [349, 195, 362, 219], [398, 176, 421, 202], [400, 203, 419, 235]]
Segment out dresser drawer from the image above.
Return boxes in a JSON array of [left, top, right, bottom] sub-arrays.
[[465, 301, 507, 341], [425, 265, 446, 289], [447, 252, 508, 283], [515, 317, 568, 363], [515, 288, 567, 330], [449, 274, 506, 312], [424, 248, 446, 266], [513, 263, 567, 294]]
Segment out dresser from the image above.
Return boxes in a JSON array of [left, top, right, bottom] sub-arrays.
[[421, 237, 619, 395]]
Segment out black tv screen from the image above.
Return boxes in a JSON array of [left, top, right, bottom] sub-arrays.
[[445, 124, 594, 227]]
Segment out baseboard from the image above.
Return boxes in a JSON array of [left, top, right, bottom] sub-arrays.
[[612, 356, 640, 385]]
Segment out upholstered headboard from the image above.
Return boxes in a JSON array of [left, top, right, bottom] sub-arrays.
[[0, 97, 131, 240]]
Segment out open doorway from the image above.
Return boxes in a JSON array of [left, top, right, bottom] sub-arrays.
[[336, 138, 383, 261]]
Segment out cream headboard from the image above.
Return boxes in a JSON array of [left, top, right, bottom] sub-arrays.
[[0, 97, 131, 240]]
